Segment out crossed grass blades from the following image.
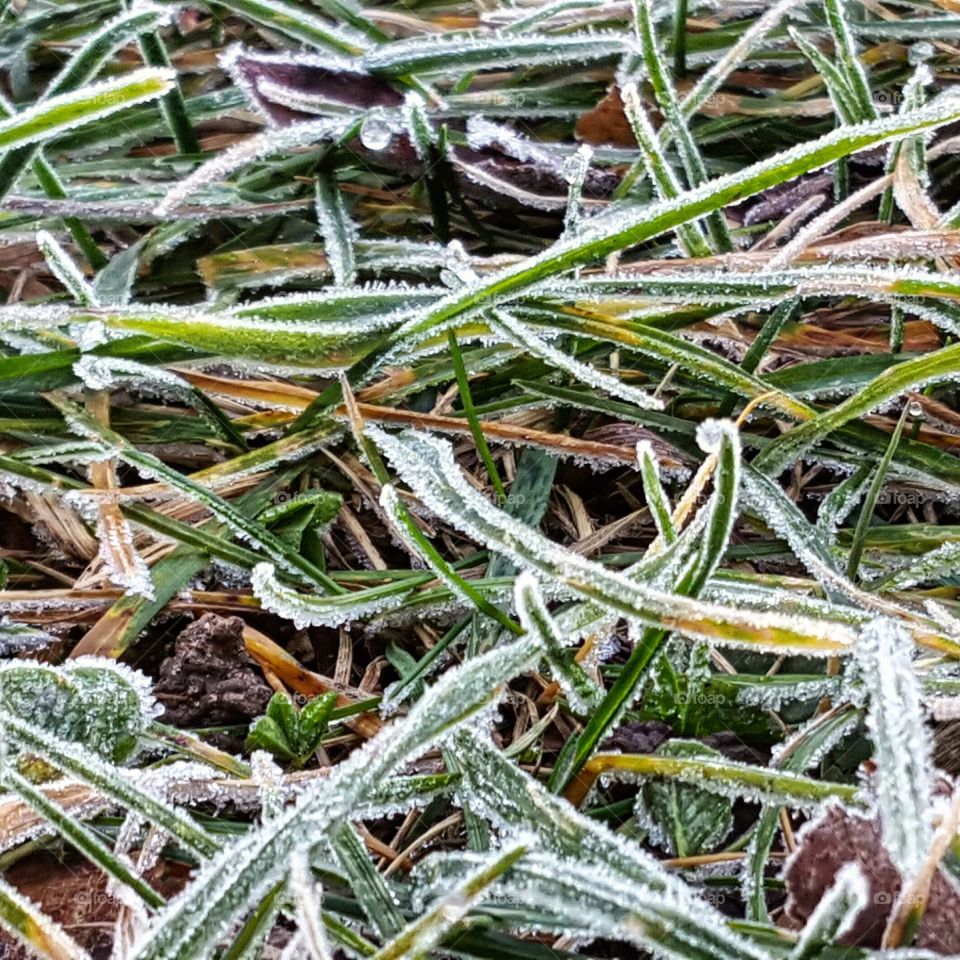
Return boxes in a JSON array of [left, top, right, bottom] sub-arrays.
[[8, 0, 960, 957]]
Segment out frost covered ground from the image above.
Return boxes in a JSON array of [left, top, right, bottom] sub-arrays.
[[5, 0, 960, 957]]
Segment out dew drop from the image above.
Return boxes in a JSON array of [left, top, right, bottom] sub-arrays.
[[562, 144, 592, 185], [909, 41, 935, 66], [360, 109, 393, 151]]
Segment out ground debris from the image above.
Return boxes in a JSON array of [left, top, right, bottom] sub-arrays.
[[784, 804, 960, 952], [153, 614, 272, 726]]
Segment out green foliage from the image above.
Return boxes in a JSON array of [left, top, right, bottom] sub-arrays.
[[0, 660, 153, 765], [258, 488, 342, 562], [3, 2, 960, 958], [640, 739, 734, 857], [246, 691, 338, 766]]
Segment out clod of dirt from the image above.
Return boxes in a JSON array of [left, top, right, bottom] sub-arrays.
[[783, 804, 960, 952], [153, 614, 272, 726]]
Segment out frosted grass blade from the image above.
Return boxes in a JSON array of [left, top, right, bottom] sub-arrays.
[[372, 427, 854, 654], [858, 618, 935, 884], [568, 750, 858, 809], [329, 822, 404, 939], [0, 68, 174, 155], [0, 6, 166, 200], [516, 572, 602, 714], [394, 98, 960, 343], [314, 172, 357, 286], [36, 230, 97, 307], [46, 394, 341, 593], [251, 563, 410, 629], [373, 844, 526, 960], [556, 419, 743, 786], [744, 706, 860, 922], [637, 441, 676, 544], [380, 484, 523, 634], [788, 26, 860, 124], [491, 309, 662, 410], [154, 118, 351, 215], [3, 713, 218, 858], [755, 341, 960, 475], [824, 0, 878, 123], [210, 0, 367, 54], [619, 80, 710, 257], [681, 0, 803, 119], [362, 31, 627, 76], [633, 0, 731, 251], [4, 770, 165, 908], [457, 733, 771, 960]]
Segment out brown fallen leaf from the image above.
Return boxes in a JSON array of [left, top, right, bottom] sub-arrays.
[[575, 83, 637, 147], [783, 803, 960, 953]]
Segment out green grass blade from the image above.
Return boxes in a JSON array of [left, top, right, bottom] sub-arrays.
[[5, 770, 165, 909], [633, 0, 732, 251], [447, 328, 507, 503], [329, 822, 405, 939], [755, 341, 960, 475], [0, 68, 174, 183], [204, 0, 367, 53], [137, 31, 200, 155], [619, 80, 711, 256], [395, 99, 960, 346], [845, 402, 912, 581], [823, 0, 878, 122]]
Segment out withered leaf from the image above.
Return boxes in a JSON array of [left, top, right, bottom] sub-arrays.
[[227, 47, 619, 212], [784, 804, 960, 953]]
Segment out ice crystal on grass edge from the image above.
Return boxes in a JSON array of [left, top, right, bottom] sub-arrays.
[[857, 618, 936, 884], [369, 426, 857, 654], [251, 561, 411, 629]]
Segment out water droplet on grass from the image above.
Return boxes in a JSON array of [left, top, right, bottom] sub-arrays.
[[360, 109, 392, 150]]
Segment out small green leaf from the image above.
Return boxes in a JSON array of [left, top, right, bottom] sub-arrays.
[[640, 740, 734, 858], [297, 691, 337, 757], [266, 691, 299, 743], [259, 490, 342, 550], [248, 691, 338, 764], [246, 716, 297, 761], [247, 692, 301, 760]]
